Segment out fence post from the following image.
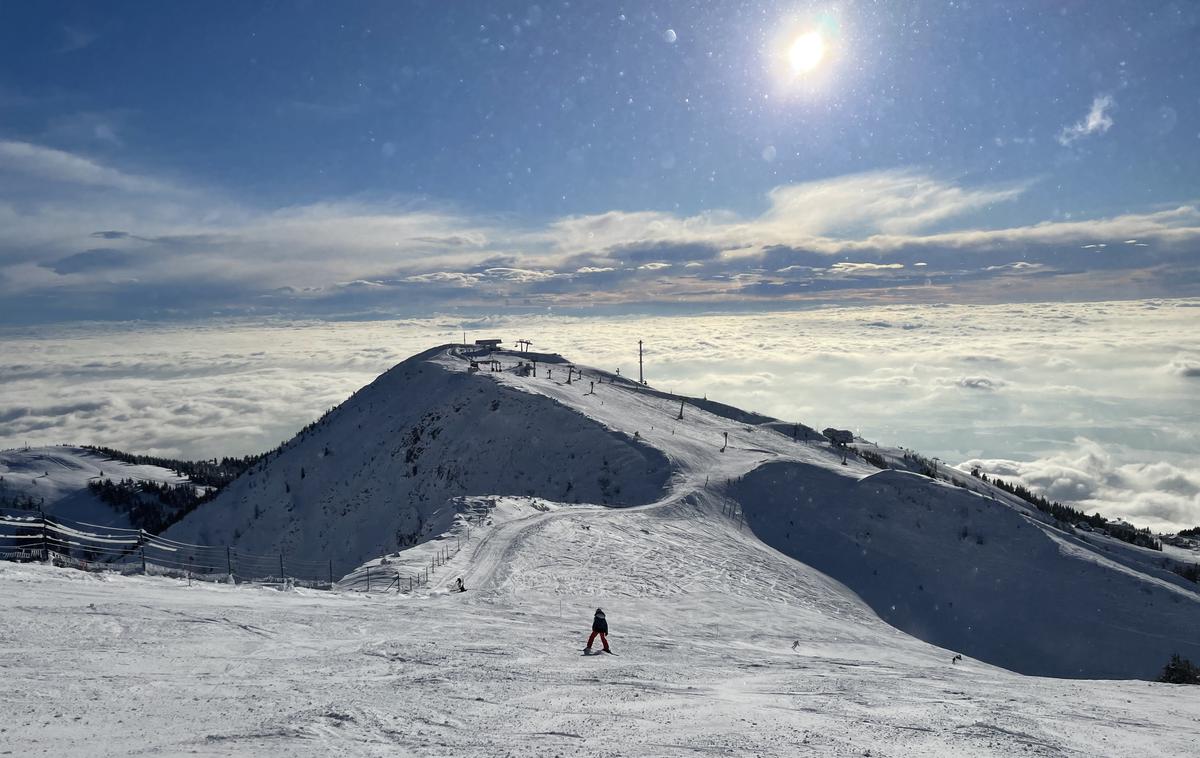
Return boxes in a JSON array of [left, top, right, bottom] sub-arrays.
[[39, 510, 49, 562], [279, 553, 285, 581], [140, 543, 147, 574], [226, 546, 233, 577], [328, 559, 333, 588], [366, 567, 371, 592]]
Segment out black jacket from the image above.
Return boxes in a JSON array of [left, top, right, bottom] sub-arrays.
[[592, 613, 608, 634]]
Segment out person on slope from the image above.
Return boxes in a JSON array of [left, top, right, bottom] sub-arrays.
[[455, 577, 467, 593], [585, 608, 611, 653]]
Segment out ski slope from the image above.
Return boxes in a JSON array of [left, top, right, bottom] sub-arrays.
[[7, 344, 1200, 756], [3, 493, 1198, 757], [441, 346, 1200, 679]]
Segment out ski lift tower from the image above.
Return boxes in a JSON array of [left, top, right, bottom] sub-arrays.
[[638, 340, 644, 385]]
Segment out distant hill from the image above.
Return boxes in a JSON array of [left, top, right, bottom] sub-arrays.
[[0, 446, 208, 531]]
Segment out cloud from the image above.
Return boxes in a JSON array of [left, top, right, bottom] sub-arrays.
[[41, 248, 150, 275], [829, 262, 905, 273], [955, 376, 1003, 391], [1165, 357, 1200, 378], [760, 170, 1027, 236], [1057, 95, 1115, 146], [0, 140, 170, 193], [1, 141, 1199, 322], [962, 437, 1200, 532], [58, 25, 100, 54], [43, 111, 127, 147], [0, 400, 110, 425]]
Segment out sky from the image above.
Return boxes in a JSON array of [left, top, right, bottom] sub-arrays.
[[0, 1, 1198, 321], [1, 4, 1198, 529]]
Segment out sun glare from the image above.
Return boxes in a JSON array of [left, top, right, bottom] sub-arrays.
[[788, 31, 826, 74]]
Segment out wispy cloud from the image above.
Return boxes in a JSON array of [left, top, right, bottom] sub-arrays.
[[57, 25, 100, 54], [1, 140, 1199, 322], [1057, 95, 1115, 146], [0, 140, 169, 193]]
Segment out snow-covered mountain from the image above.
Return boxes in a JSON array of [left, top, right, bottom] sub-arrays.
[[9, 343, 1200, 756], [0, 445, 195, 528], [165, 343, 1200, 682], [166, 346, 671, 568]]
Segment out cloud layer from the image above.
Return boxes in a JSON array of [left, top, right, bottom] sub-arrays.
[[962, 438, 1200, 534], [2, 140, 1199, 323], [3, 298, 1197, 531]]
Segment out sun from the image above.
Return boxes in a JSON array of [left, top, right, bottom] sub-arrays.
[[787, 31, 826, 74]]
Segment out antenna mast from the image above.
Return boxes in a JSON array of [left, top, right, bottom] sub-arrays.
[[638, 340, 644, 385]]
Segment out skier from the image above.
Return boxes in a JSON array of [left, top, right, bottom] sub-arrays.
[[585, 608, 611, 653], [455, 577, 467, 593]]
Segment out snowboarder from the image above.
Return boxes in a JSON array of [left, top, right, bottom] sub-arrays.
[[585, 608, 611, 653], [455, 577, 467, 593]]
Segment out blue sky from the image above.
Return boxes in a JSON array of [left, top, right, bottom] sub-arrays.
[[1, 1, 1198, 322]]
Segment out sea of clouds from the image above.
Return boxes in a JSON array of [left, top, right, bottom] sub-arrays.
[[2, 298, 1197, 531]]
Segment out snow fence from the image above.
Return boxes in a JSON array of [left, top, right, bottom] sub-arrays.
[[0, 506, 406, 591]]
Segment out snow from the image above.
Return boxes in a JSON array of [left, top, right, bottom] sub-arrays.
[[3, 507, 1199, 756], [0, 445, 193, 528], [166, 347, 671, 579], [7, 344, 1200, 755]]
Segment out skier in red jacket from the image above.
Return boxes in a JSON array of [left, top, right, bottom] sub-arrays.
[[585, 608, 611, 653]]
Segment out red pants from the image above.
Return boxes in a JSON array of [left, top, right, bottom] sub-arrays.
[[587, 631, 610, 651]]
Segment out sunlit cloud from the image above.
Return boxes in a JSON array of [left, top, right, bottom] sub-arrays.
[[1057, 94, 1115, 146], [963, 438, 1200, 533], [1, 140, 1198, 322], [0, 139, 171, 193]]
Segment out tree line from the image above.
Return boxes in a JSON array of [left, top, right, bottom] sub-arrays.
[[969, 469, 1162, 551], [86, 477, 217, 534], [83, 445, 262, 488]]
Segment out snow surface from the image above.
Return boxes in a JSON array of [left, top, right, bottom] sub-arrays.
[[7, 344, 1200, 755], [4, 504, 1199, 757], [0, 445, 192, 528]]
